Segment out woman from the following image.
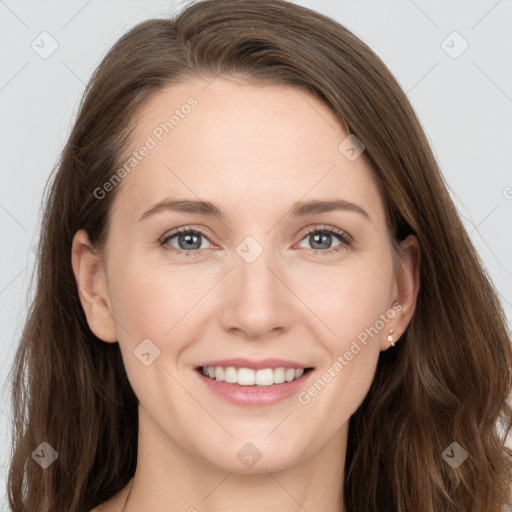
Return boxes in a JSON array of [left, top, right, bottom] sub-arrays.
[[6, 0, 512, 510]]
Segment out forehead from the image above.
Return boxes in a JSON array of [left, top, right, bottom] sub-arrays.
[[113, 77, 385, 226]]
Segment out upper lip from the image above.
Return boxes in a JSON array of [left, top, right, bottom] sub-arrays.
[[196, 358, 313, 370]]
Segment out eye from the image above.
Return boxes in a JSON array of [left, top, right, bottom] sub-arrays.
[[160, 227, 212, 256], [296, 225, 352, 255], [159, 224, 352, 257]]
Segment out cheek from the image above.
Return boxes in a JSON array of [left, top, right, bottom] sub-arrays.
[[110, 244, 394, 341], [109, 237, 394, 356], [107, 254, 216, 350], [294, 253, 393, 420], [292, 250, 394, 345]]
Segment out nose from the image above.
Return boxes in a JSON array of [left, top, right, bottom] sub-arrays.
[[219, 242, 296, 340]]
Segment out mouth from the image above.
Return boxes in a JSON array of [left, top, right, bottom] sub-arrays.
[[196, 365, 315, 387], [194, 359, 316, 406]]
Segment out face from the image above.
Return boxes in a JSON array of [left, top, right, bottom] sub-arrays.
[[73, 76, 418, 476]]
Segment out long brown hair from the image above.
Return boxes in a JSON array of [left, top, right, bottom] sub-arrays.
[[7, 1, 512, 510]]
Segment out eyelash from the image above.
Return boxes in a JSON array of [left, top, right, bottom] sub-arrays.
[[159, 225, 353, 258]]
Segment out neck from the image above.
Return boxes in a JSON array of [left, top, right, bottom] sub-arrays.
[[123, 406, 348, 511]]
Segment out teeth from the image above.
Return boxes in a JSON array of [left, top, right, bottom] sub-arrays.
[[273, 367, 285, 384], [215, 367, 225, 382], [238, 367, 255, 385], [225, 366, 237, 384], [255, 368, 274, 386], [200, 366, 308, 386], [285, 368, 295, 382]]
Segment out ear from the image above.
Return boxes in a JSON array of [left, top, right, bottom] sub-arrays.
[[71, 229, 118, 342], [381, 234, 421, 350]]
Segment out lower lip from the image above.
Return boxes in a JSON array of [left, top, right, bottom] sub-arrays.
[[196, 369, 314, 406]]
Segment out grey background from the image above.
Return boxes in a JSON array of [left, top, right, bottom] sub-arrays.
[[1, 0, 511, 507]]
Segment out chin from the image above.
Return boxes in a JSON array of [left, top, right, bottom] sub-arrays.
[[195, 435, 309, 475]]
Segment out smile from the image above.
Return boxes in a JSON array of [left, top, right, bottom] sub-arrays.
[[199, 366, 313, 387]]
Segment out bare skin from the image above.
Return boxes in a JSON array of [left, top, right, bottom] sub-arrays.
[[77, 76, 420, 512]]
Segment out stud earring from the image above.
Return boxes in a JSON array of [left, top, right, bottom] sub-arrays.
[[387, 328, 395, 347]]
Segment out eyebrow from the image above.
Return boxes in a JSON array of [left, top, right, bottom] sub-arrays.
[[139, 197, 371, 222]]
